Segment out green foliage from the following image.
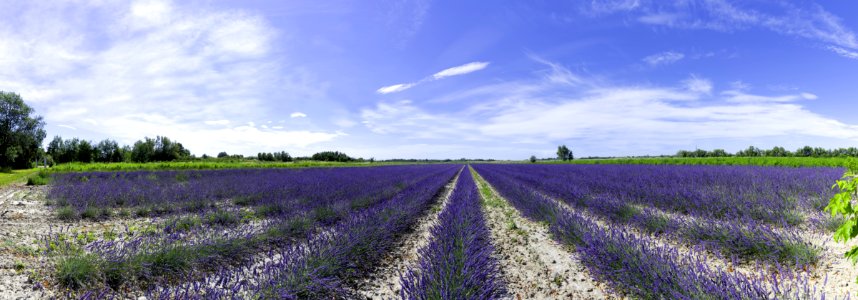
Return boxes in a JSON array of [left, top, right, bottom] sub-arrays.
[[26, 170, 49, 185], [131, 136, 190, 163], [204, 210, 240, 226], [825, 158, 858, 278], [557, 145, 573, 161], [50, 160, 391, 173], [56, 255, 100, 289], [0, 91, 47, 169], [556, 156, 852, 167], [257, 151, 293, 162], [529, 155, 537, 163], [0, 168, 38, 187], [56, 206, 77, 221], [81, 207, 101, 220], [311, 150, 354, 162]]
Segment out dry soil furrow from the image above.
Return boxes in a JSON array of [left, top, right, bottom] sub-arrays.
[[471, 168, 610, 300], [354, 166, 463, 299]]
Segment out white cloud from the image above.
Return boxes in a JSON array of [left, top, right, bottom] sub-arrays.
[[828, 46, 858, 59], [643, 51, 685, 66], [682, 75, 712, 94], [595, 1, 858, 58], [58, 124, 77, 130], [730, 80, 750, 90], [290, 112, 307, 118], [376, 83, 415, 94], [361, 60, 858, 155], [0, 1, 340, 155], [432, 61, 489, 79], [722, 90, 816, 103], [376, 61, 489, 94], [801, 92, 818, 100], [204, 120, 230, 125]]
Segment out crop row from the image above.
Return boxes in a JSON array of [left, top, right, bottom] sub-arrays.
[[472, 164, 819, 299], [400, 167, 505, 299], [47, 165, 443, 219], [143, 165, 461, 298], [46, 165, 461, 297], [474, 164, 823, 265], [479, 164, 840, 226]]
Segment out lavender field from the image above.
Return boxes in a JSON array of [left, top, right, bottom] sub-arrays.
[[0, 163, 852, 299]]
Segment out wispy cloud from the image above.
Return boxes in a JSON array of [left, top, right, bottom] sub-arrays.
[[361, 59, 858, 156], [585, 1, 858, 58], [682, 75, 712, 94], [432, 62, 490, 79], [377, 83, 416, 94], [722, 90, 817, 103], [376, 61, 490, 94], [204, 120, 231, 126], [643, 51, 685, 66], [828, 46, 858, 59], [290, 112, 308, 118], [58, 124, 77, 130]]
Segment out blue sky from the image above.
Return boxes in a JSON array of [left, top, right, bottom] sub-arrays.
[[1, 0, 857, 159]]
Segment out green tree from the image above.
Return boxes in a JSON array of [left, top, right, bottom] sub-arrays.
[[0, 92, 46, 168], [529, 155, 537, 163], [131, 137, 156, 162], [556, 145, 573, 161], [312, 151, 352, 162]]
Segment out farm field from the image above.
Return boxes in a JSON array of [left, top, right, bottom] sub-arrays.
[[0, 163, 854, 299]]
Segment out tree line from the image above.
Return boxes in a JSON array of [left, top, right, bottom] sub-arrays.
[[47, 135, 191, 164], [676, 145, 858, 158]]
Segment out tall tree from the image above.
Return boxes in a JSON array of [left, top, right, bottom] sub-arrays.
[[0, 92, 46, 168], [556, 145, 573, 161]]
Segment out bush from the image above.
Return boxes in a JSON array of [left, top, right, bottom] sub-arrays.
[[56, 206, 77, 221], [26, 170, 50, 185], [204, 210, 239, 226], [56, 255, 100, 289], [81, 206, 100, 220]]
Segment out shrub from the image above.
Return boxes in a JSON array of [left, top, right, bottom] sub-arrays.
[[56, 255, 100, 289], [204, 210, 239, 226], [56, 206, 77, 221], [81, 206, 100, 220]]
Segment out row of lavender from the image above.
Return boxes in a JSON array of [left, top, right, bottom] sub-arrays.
[[48, 166, 433, 218], [481, 164, 841, 226], [400, 168, 506, 299], [46, 165, 461, 297], [476, 164, 840, 265], [143, 165, 462, 298], [473, 164, 821, 299]]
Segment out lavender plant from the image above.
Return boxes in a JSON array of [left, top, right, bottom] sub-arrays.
[[400, 169, 506, 299], [473, 164, 824, 299], [46, 165, 461, 296]]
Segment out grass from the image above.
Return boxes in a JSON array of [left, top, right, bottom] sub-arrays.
[[26, 170, 50, 186], [0, 168, 40, 187], [542, 156, 851, 168]]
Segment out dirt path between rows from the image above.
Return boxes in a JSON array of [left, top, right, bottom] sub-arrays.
[[354, 167, 463, 299], [471, 169, 611, 300]]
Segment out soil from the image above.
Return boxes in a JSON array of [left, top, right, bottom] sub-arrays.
[[472, 171, 612, 300], [354, 167, 462, 299]]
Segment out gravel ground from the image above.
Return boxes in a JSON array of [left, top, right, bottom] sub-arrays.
[[473, 171, 612, 300], [355, 168, 462, 299], [0, 185, 54, 300]]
